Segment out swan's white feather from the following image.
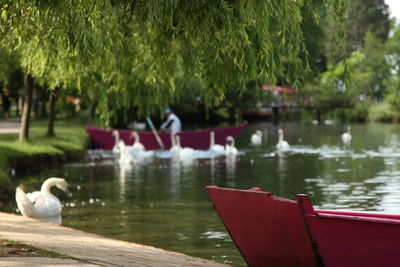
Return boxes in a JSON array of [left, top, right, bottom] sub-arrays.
[[251, 130, 263, 146], [225, 136, 238, 156], [16, 178, 67, 222], [276, 129, 290, 151], [342, 127, 352, 145], [209, 132, 225, 154]]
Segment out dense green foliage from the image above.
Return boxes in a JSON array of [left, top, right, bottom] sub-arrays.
[[298, 0, 400, 123], [0, 0, 347, 127], [346, 0, 391, 51], [2, 0, 398, 125]]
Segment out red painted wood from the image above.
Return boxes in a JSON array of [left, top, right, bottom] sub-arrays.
[[206, 186, 318, 267], [85, 121, 248, 150], [297, 195, 400, 267]]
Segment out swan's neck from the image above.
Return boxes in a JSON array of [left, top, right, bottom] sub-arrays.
[[171, 133, 176, 147], [226, 137, 234, 147], [210, 133, 215, 148], [41, 179, 58, 195], [133, 132, 140, 144], [279, 132, 284, 143], [114, 132, 119, 143]]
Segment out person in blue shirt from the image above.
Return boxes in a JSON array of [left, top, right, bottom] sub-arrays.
[[160, 108, 182, 133]]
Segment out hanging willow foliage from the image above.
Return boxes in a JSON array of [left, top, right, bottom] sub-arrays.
[[0, 0, 345, 126]]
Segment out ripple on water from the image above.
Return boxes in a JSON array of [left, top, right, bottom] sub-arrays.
[[201, 231, 230, 240]]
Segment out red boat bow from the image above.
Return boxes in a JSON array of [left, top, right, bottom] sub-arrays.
[[206, 186, 318, 267], [207, 186, 400, 267]]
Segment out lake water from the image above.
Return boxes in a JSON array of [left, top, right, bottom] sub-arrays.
[[6, 121, 400, 266]]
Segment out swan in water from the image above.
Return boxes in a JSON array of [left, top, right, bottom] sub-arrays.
[[131, 131, 145, 152], [125, 132, 154, 158], [276, 129, 290, 151], [225, 136, 238, 156], [15, 177, 69, 224], [118, 141, 135, 165], [342, 126, 352, 145], [176, 136, 196, 158], [209, 131, 225, 154], [170, 133, 196, 158], [170, 132, 181, 155], [112, 130, 120, 153], [251, 130, 263, 146]]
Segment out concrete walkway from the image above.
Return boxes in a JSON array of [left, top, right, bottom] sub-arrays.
[[0, 212, 230, 267]]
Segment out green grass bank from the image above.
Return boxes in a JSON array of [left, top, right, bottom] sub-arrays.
[[0, 118, 89, 201]]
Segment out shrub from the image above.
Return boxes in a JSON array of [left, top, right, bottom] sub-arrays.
[[367, 101, 396, 122]]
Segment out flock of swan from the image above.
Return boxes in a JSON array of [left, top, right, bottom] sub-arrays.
[[114, 126, 353, 166], [112, 130, 241, 166], [250, 126, 352, 149], [249, 128, 290, 151], [15, 126, 352, 224]]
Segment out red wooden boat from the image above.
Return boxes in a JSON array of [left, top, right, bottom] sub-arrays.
[[297, 195, 400, 267], [206, 186, 319, 267], [206, 186, 400, 267], [85, 121, 248, 150]]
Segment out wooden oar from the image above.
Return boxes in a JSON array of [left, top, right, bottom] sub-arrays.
[[146, 116, 165, 150]]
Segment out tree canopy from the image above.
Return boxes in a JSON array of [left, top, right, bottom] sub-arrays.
[[346, 0, 391, 51], [0, 0, 345, 126]]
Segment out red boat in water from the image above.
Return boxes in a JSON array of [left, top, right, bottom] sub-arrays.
[[297, 195, 400, 267], [85, 121, 248, 150], [206, 186, 400, 267]]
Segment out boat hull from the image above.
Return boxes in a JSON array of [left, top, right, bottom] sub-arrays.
[[207, 186, 400, 267], [85, 122, 247, 150], [206, 186, 318, 267], [297, 195, 400, 267]]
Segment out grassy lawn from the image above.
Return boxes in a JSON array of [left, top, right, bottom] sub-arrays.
[[0, 116, 89, 200]]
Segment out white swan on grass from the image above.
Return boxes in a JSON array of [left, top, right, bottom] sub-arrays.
[[16, 177, 69, 224], [209, 131, 225, 154], [225, 136, 238, 156], [342, 126, 352, 145], [112, 130, 120, 153], [251, 130, 263, 146], [276, 129, 290, 151]]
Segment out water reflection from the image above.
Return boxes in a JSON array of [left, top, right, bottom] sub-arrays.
[[225, 155, 237, 179]]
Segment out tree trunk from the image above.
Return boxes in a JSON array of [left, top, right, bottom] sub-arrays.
[[88, 100, 98, 124], [19, 71, 33, 142], [46, 89, 58, 137]]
